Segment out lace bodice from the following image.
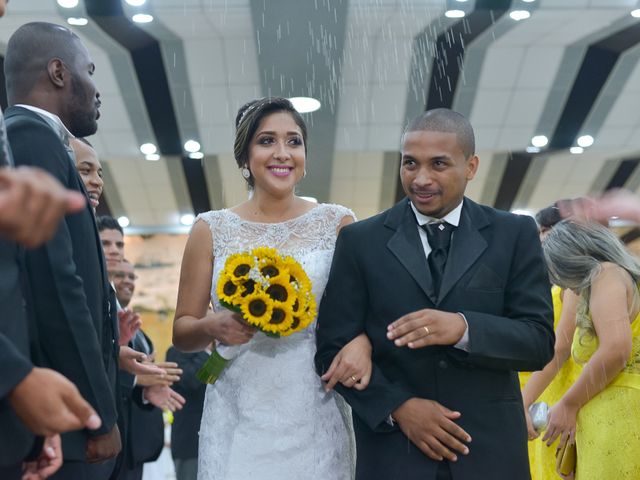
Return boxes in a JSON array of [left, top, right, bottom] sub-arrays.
[[196, 203, 356, 480]]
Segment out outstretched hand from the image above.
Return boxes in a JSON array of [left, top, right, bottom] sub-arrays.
[[143, 385, 186, 412], [118, 309, 142, 346], [0, 166, 85, 248], [118, 346, 165, 376], [321, 333, 372, 391], [22, 434, 63, 479], [387, 309, 466, 348]]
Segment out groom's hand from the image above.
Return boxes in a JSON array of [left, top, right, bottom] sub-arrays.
[[393, 398, 471, 462], [387, 309, 466, 348]]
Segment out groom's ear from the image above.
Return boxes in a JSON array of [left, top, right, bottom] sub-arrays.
[[465, 155, 479, 181]]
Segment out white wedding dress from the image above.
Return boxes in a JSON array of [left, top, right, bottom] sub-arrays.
[[196, 204, 355, 480]]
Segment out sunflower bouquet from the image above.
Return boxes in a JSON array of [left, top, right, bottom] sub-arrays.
[[196, 247, 316, 384]]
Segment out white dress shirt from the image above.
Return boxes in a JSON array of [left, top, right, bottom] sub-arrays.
[[409, 200, 469, 351]]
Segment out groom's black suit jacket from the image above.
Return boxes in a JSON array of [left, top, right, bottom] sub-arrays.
[[316, 198, 555, 480], [5, 106, 119, 463]]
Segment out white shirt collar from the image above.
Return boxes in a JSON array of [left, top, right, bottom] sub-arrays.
[[14, 104, 75, 141], [410, 199, 463, 227]]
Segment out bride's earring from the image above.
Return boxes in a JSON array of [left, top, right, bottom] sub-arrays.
[[303, 169, 307, 178], [241, 166, 251, 179]]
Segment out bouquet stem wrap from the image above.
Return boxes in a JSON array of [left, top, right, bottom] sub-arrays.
[[196, 343, 241, 384]]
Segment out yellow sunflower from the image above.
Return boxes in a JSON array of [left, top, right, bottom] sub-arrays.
[[217, 272, 242, 304], [282, 256, 312, 292], [225, 253, 254, 281], [264, 277, 296, 307], [250, 246, 279, 263], [263, 305, 295, 335], [239, 291, 274, 328]]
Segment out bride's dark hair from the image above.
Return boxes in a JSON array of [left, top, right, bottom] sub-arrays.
[[233, 97, 308, 188]]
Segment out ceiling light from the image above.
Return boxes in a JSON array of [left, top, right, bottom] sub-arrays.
[[300, 196, 318, 203], [132, 14, 154, 23], [289, 97, 321, 114], [67, 17, 88, 26], [631, 9, 640, 18], [570, 146, 584, 154], [117, 216, 130, 228], [57, 0, 79, 7], [445, 10, 465, 18], [184, 140, 201, 153], [526, 146, 540, 153], [145, 153, 160, 161], [531, 135, 548, 148], [125, 0, 147, 5], [180, 214, 195, 226], [577, 135, 594, 147], [140, 143, 157, 155], [509, 10, 531, 21], [188, 152, 204, 159], [522, 0, 536, 2]]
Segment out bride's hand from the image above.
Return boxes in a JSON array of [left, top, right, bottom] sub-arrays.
[[207, 310, 256, 345], [321, 333, 372, 392]]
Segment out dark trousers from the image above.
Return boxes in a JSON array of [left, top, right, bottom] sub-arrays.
[[0, 463, 22, 480], [49, 459, 116, 480], [113, 463, 143, 480]]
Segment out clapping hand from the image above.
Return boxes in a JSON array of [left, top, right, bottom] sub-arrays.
[[321, 333, 372, 391], [136, 362, 182, 387], [393, 398, 471, 462], [0, 166, 85, 248], [118, 309, 142, 346], [387, 309, 466, 348], [118, 346, 165, 376], [143, 385, 186, 412]]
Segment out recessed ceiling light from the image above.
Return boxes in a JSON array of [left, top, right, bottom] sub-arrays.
[[140, 143, 157, 155], [117, 216, 130, 228], [509, 10, 531, 21], [184, 140, 201, 153], [526, 146, 540, 153], [180, 214, 195, 226], [445, 9, 465, 18], [631, 9, 640, 18], [125, 0, 147, 5], [300, 196, 318, 203], [132, 14, 153, 23], [188, 152, 204, 159], [289, 97, 321, 114], [531, 135, 548, 148], [522, 0, 536, 2], [145, 153, 160, 161], [67, 17, 88, 26], [570, 146, 584, 154], [57, 0, 79, 8], [577, 135, 594, 147]]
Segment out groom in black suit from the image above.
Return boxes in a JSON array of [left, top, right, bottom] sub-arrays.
[[316, 109, 554, 480], [4, 22, 121, 479]]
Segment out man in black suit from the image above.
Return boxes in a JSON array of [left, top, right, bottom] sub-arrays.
[[166, 346, 209, 480], [315, 109, 555, 480], [4, 22, 121, 479]]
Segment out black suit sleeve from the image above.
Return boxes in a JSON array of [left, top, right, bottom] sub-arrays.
[[451, 215, 555, 371], [0, 334, 32, 399], [315, 227, 412, 432], [8, 121, 117, 434]]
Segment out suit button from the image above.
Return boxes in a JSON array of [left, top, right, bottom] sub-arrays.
[[438, 360, 448, 369]]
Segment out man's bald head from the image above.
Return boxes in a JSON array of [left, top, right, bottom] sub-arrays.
[[403, 108, 476, 159], [5, 22, 101, 138], [5, 22, 82, 101]]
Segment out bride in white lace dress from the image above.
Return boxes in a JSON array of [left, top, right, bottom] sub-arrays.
[[173, 98, 372, 480]]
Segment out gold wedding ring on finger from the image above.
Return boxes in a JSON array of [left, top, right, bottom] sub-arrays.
[[350, 375, 357, 382], [423, 326, 430, 336]]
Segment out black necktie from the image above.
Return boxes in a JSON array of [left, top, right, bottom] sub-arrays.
[[422, 222, 454, 297]]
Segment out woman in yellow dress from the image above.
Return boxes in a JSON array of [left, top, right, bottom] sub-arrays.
[[520, 205, 580, 480], [541, 220, 640, 479]]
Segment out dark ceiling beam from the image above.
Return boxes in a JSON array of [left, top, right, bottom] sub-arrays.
[[620, 227, 640, 245], [604, 158, 640, 191], [395, 0, 513, 202], [85, 0, 211, 214], [494, 22, 640, 211]]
